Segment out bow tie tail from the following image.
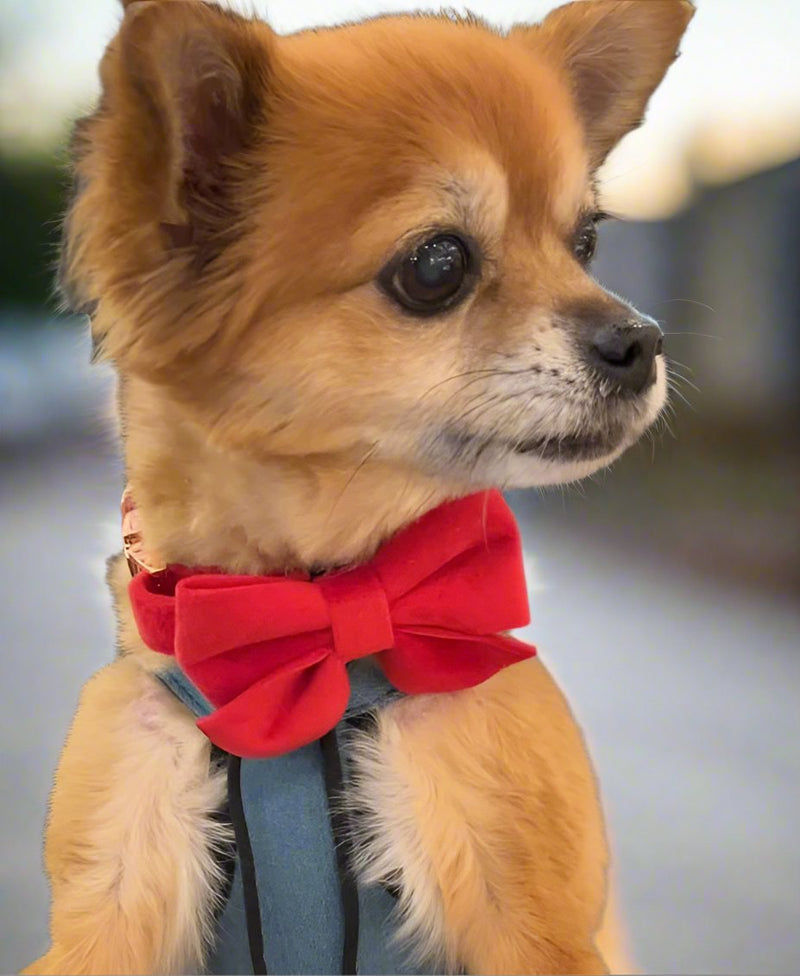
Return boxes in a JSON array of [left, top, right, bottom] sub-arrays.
[[196, 652, 352, 759], [381, 628, 536, 695]]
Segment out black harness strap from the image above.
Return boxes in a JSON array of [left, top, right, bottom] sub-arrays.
[[320, 729, 360, 975], [227, 754, 269, 975], [209, 748, 236, 922]]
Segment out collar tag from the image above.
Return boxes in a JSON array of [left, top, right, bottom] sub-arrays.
[[122, 489, 166, 577]]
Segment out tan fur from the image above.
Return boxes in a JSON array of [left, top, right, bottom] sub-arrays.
[[24, 652, 229, 975], [596, 880, 637, 975], [32, 2, 693, 972]]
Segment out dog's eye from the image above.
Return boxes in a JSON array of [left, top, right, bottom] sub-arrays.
[[573, 216, 599, 267], [380, 234, 473, 316]]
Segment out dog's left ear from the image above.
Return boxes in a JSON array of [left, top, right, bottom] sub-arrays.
[[512, 0, 694, 167]]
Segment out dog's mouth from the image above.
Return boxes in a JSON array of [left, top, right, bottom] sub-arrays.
[[443, 427, 621, 463], [414, 362, 667, 487], [506, 431, 614, 461]]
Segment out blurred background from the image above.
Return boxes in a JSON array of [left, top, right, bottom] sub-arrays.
[[1, 0, 798, 972]]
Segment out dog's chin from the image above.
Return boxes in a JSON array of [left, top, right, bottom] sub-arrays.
[[421, 370, 668, 490]]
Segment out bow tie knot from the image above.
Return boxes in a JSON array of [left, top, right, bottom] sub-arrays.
[[317, 566, 394, 663]]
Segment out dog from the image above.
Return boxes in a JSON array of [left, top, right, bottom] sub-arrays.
[[25, 1, 693, 972]]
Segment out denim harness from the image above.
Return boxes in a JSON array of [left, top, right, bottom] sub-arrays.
[[156, 662, 434, 975]]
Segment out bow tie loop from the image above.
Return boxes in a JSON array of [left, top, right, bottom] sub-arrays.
[[317, 565, 394, 663]]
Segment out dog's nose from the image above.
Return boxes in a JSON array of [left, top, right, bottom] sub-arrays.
[[588, 318, 663, 394]]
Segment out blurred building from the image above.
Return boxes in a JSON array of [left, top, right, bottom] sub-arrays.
[[597, 156, 800, 426], [678, 157, 800, 423]]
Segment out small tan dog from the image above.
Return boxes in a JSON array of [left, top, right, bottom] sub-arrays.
[[27, 1, 693, 973]]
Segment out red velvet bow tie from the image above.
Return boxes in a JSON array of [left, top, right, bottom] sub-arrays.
[[129, 490, 535, 758]]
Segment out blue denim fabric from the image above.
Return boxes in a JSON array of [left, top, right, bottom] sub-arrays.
[[157, 662, 435, 975]]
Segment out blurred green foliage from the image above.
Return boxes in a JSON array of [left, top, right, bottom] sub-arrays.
[[0, 152, 69, 313]]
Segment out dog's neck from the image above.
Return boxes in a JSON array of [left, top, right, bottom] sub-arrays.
[[120, 376, 452, 575]]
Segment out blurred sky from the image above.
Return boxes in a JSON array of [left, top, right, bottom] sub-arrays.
[[2, 0, 800, 216]]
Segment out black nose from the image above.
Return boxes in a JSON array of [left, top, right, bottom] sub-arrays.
[[588, 319, 663, 394]]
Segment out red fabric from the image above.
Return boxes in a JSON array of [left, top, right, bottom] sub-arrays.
[[129, 490, 535, 758]]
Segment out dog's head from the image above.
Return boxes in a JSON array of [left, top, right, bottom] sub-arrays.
[[65, 0, 693, 491]]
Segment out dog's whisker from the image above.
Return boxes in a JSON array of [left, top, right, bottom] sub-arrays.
[[653, 298, 718, 316], [326, 441, 381, 523], [421, 364, 544, 408], [662, 330, 722, 340], [418, 368, 515, 401], [665, 356, 695, 373], [456, 391, 508, 429], [668, 370, 702, 395], [668, 386, 697, 412], [453, 383, 545, 430], [437, 373, 507, 412]]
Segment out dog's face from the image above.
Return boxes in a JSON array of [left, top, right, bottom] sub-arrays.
[[66, 0, 693, 492]]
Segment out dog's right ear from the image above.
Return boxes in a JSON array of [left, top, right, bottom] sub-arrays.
[[112, 0, 270, 247], [61, 0, 272, 323]]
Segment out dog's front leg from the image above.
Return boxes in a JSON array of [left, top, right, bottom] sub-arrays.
[[25, 656, 228, 976], [351, 659, 611, 975]]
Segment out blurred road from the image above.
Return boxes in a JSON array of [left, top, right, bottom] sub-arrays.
[[1, 332, 799, 973]]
